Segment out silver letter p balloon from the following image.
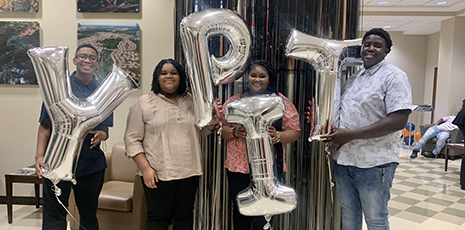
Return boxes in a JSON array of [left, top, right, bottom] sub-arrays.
[[180, 9, 251, 127]]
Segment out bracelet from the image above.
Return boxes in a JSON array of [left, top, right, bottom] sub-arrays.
[[273, 132, 281, 144], [231, 126, 237, 138]]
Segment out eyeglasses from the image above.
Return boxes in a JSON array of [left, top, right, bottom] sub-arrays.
[[75, 54, 99, 62]]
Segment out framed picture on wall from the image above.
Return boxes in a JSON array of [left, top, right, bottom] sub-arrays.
[[0, 21, 40, 85], [77, 0, 140, 13], [78, 22, 140, 83], [0, 0, 38, 12]]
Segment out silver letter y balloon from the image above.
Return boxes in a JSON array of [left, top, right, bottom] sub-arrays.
[[28, 46, 138, 189]]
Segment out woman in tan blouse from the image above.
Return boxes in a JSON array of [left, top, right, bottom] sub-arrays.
[[124, 58, 218, 230]]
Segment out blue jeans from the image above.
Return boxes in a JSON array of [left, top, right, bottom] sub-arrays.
[[413, 126, 451, 155], [334, 161, 398, 230]]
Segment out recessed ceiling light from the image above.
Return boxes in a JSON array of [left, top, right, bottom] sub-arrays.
[[436, 1, 447, 5], [378, 1, 389, 4], [384, 26, 391, 28]]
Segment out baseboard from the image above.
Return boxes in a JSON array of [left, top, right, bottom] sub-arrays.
[[0, 196, 42, 205]]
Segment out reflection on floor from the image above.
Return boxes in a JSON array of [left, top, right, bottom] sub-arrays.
[[1, 146, 465, 230], [363, 146, 465, 230], [0, 204, 43, 230]]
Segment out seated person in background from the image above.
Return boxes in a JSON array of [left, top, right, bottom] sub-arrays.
[[410, 115, 458, 158]]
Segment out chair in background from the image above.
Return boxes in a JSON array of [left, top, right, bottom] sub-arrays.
[[420, 124, 464, 158], [69, 142, 146, 230]]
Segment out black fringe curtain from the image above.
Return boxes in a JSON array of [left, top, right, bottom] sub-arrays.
[[174, 1, 359, 229]]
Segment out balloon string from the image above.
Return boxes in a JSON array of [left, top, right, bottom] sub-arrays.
[[263, 215, 273, 230], [51, 183, 89, 230], [217, 122, 222, 145], [325, 151, 334, 204], [325, 150, 336, 229], [210, 137, 221, 229]]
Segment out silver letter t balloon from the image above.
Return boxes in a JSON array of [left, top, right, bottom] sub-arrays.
[[225, 95, 297, 222]]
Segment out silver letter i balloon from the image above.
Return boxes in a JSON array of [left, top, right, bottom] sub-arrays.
[[28, 46, 139, 189], [225, 95, 297, 225]]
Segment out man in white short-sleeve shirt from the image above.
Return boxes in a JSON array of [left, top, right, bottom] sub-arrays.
[[323, 28, 412, 230]]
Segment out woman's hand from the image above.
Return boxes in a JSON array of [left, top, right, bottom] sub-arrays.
[[233, 126, 246, 139], [304, 100, 312, 124], [141, 166, 159, 189], [213, 98, 223, 122], [208, 99, 223, 131], [267, 125, 280, 144]]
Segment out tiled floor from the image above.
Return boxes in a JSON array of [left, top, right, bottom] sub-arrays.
[[364, 146, 465, 230], [1, 146, 465, 230], [0, 204, 43, 230]]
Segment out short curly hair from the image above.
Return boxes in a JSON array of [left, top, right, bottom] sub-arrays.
[[363, 28, 393, 51], [75, 44, 99, 57], [151, 59, 187, 95]]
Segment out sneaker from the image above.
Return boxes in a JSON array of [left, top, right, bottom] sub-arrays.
[[422, 151, 436, 158], [410, 150, 419, 158]]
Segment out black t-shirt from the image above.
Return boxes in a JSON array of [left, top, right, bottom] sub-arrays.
[[39, 71, 113, 177]]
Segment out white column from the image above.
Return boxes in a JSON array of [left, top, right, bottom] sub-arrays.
[[436, 16, 465, 119]]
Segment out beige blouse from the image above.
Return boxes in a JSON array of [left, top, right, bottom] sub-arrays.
[[124, 92, 210, 181]]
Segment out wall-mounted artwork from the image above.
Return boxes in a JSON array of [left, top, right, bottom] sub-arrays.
[[78, 22, 140, 83], [0, 21, 40, 85], [77, 0, 139, 13], [0, 0, 39, 12]]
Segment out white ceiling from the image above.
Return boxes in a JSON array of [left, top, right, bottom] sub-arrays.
[[361, 0, 465, 35]]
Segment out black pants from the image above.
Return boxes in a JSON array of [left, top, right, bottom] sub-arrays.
[[455, 101, 465, 188], [142, 176, 200, 230], [458, 129, 465, 188], [227, 170, 268, 230], [42, 170, 105, 230]]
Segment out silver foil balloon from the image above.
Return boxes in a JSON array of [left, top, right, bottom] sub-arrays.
[[285, 29, 362, 142], [28, 46, 139, 184], [180, 9, 251, 127], [224, 95, 297, 217]]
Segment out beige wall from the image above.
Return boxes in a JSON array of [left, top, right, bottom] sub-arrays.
[[0, 0, 175, 196], [385, 31, 427, 105], [448, 17, 465, 116], [422, 32, 440, 124]]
